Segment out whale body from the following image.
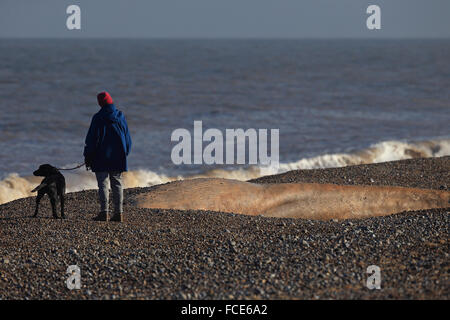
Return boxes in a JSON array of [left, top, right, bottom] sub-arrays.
[[133, 178, 450, 220]]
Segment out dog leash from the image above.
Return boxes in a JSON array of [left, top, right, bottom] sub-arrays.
[[56, 163, 85, 171]]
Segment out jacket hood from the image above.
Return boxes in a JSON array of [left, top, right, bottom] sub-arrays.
[[98, 104, 123, 123]]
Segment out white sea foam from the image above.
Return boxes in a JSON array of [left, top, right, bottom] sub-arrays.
[[1, 138, 449, 205]]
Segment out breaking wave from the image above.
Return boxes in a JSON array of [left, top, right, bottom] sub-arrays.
[[1, 138, 449, 205]]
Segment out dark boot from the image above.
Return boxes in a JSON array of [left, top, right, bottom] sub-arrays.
[[110, 212, 123, 222], [93, 211, 109, 222]]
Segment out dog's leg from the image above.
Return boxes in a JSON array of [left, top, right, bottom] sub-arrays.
[[33, 193, 43, 217], [31, 183, 46, 193], [60, 194, 65, 219], [49, 193, 58, 219]]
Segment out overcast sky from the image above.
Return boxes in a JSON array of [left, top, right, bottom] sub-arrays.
[[0, 0, 449, 38]]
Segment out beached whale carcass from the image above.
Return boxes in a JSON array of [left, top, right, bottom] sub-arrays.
[[132, 178, 450, 220]]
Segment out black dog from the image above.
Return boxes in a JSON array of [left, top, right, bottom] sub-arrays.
[[32, 164, 66, 219]]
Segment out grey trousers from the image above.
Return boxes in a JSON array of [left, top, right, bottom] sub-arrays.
[[95, 172, 123, 214]]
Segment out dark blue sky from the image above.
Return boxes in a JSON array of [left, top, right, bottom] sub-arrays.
[[1, 0, 449, 38]]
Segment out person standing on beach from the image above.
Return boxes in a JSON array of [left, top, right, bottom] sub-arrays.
[[84, 92, 132, 222]]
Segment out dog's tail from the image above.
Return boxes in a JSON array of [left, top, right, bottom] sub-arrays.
[[31, 183, 47, 193]]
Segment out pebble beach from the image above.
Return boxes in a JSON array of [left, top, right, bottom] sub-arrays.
[[0, 157, 448, 300]]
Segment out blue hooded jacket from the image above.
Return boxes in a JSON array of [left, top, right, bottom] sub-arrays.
[[83, 104, 132, 172]]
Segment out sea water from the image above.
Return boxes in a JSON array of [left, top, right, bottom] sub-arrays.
[[0, 39, 449, 204]]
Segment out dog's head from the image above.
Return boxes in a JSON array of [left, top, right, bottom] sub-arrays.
[[33, 164, 59, 177]]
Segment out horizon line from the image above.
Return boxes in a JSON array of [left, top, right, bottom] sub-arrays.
[[1, 36, 449, 40]]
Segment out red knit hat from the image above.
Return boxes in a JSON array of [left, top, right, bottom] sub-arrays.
[[97, 91, 114, 107]]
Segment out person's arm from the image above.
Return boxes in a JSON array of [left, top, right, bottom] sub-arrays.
[[83, 116, 99, 168], [124, 118, 132, 156]]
